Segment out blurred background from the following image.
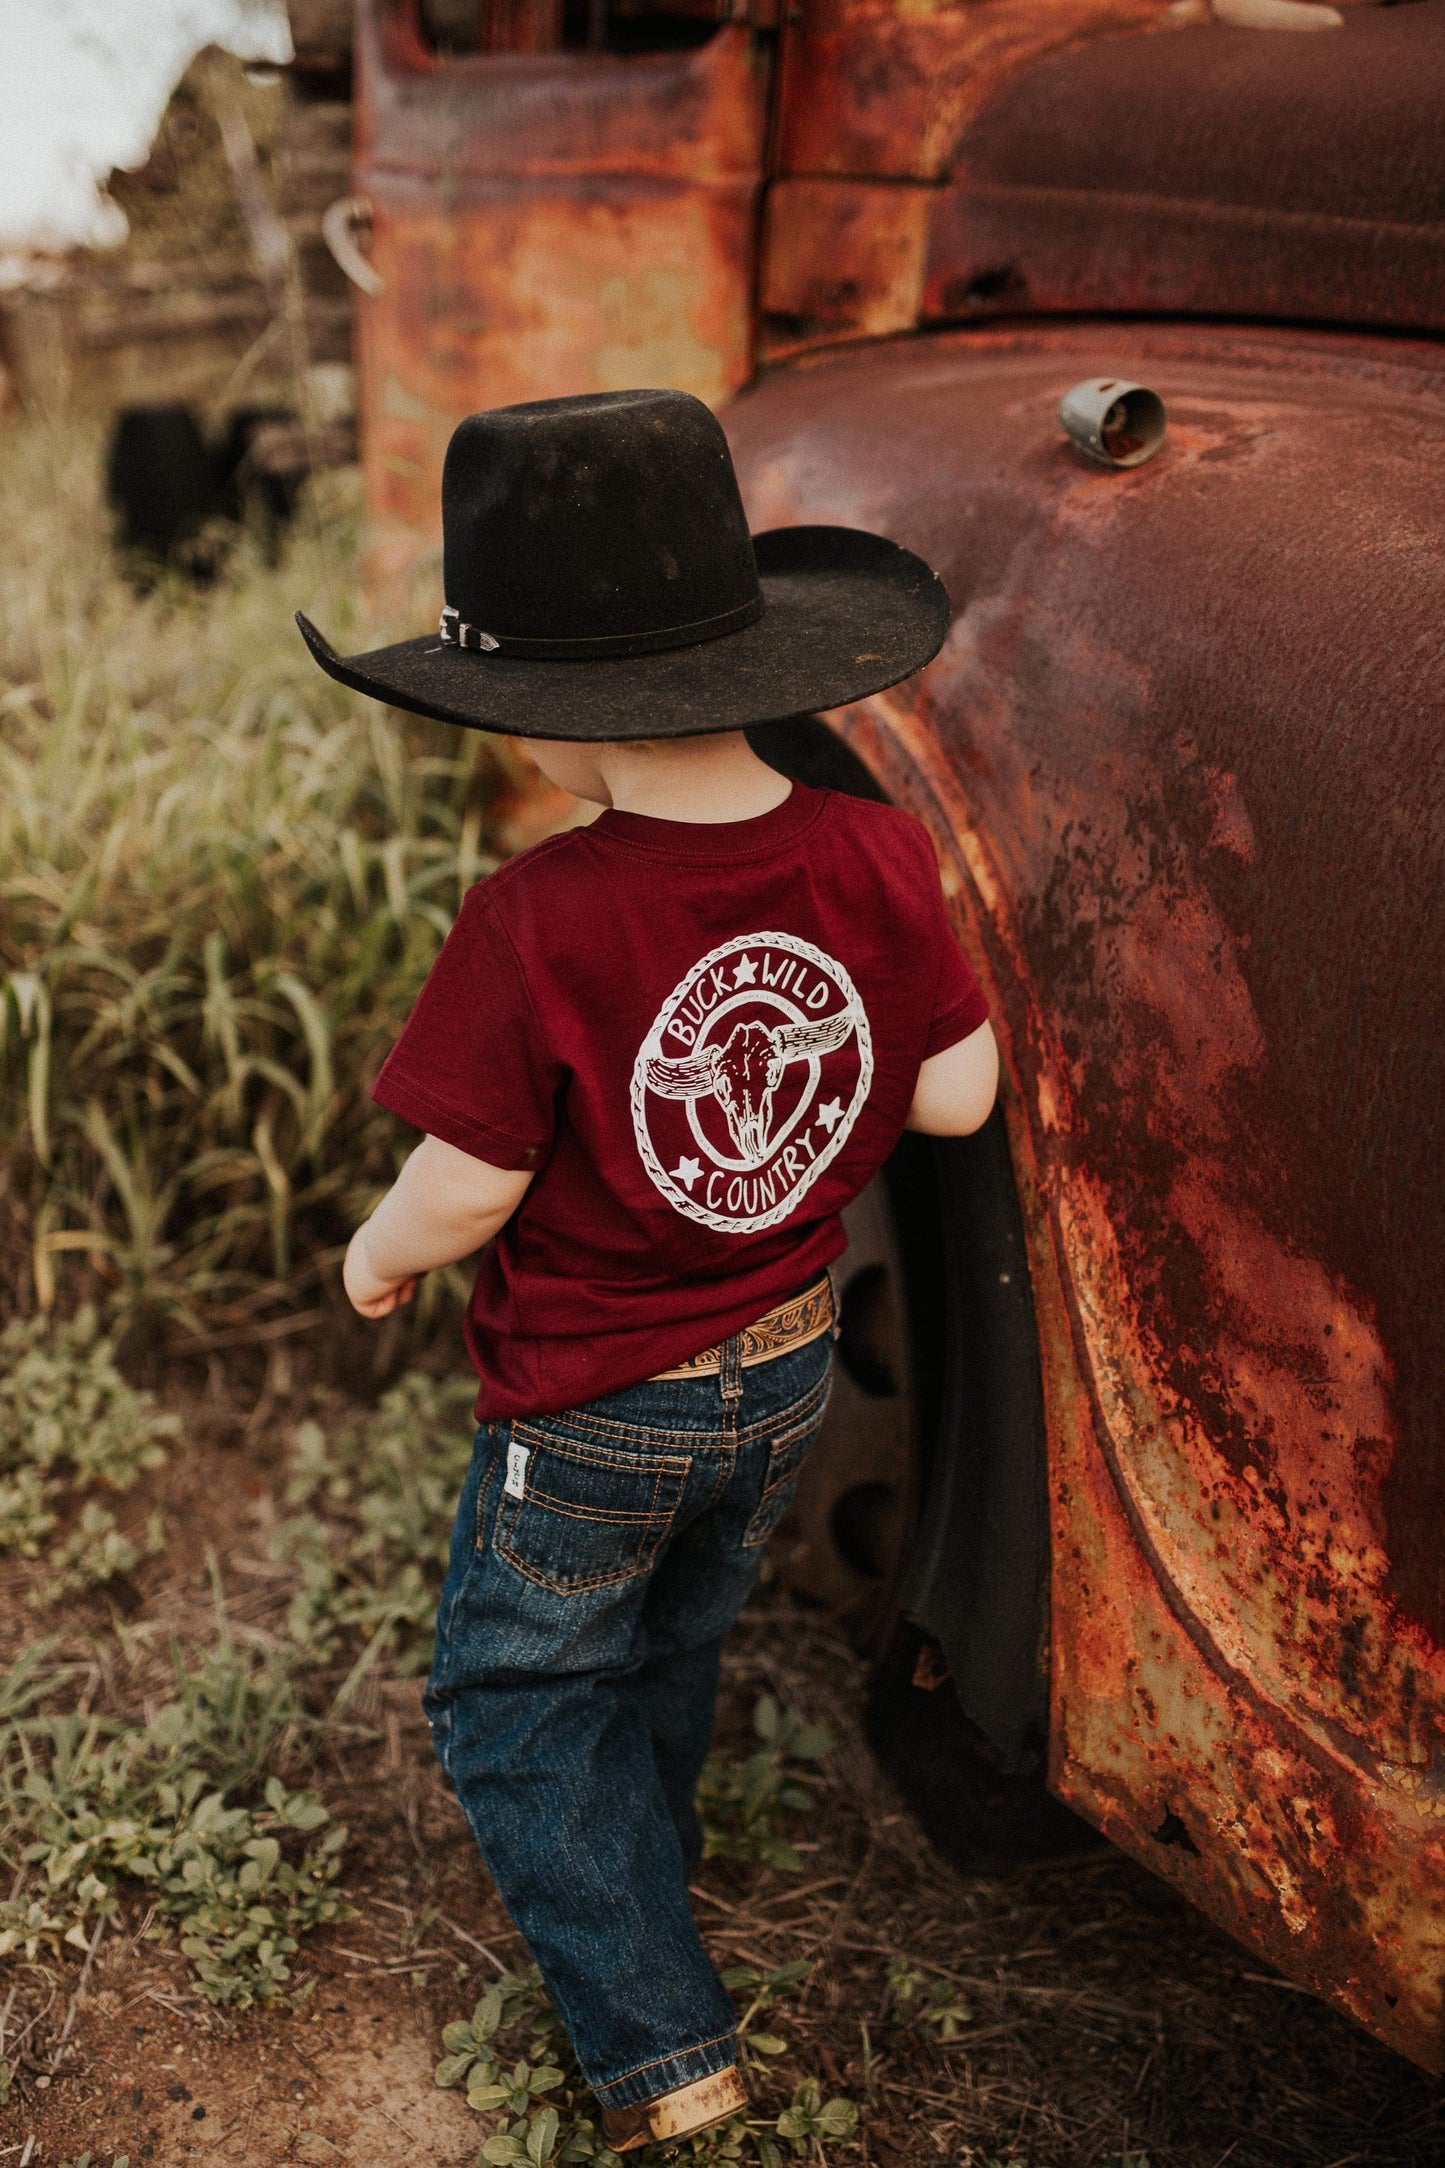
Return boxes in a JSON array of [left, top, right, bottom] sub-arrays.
[[0, 3, 348, 434]]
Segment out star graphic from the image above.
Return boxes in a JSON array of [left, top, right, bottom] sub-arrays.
[[732, 955, 758, 987], [815, 1098, 845, 1134], [671, 1156, 704, 1191]]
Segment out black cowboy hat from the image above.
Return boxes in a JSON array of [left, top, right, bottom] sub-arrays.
[[296, 388, 951, 741], [294, 394, 953, 750]]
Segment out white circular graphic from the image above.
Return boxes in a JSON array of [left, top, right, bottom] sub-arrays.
[[630, 931, 874, 1234]]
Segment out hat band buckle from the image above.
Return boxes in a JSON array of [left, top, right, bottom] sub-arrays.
[[436, 590, 765, 662], [439, 607, 500, 653]]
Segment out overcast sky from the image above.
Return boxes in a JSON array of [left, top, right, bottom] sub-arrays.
[[0, 0, 292, 256]]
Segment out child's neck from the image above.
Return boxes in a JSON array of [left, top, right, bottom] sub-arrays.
[[596, 733, 793, 825]]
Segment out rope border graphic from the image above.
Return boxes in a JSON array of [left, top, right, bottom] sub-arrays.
[[629, 930, 874, 1235]]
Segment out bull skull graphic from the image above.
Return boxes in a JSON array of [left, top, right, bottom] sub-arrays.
[[645, 1010, 855, 1167]]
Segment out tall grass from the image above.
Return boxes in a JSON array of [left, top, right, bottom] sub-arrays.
[[0, 419, 508, 1337]]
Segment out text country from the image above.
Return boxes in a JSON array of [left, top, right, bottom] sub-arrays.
[[701, 1127, 827, 1215]]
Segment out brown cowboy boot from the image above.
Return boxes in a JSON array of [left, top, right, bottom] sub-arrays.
[[600, 2067, 748, 2153]]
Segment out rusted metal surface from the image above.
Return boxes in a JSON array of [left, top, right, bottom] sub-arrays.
[[759, 179, 933, 353], [761, 1, 1445, 356], [771, 0, 1171, 182], [354, 3, 767, 594], [725, 319, 1445, 2069], [758, 0, 1172, 358], [930, 5, 1445, 333]]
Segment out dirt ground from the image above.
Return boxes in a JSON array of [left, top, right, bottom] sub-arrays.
[[3, 1391, 1443, 2168]]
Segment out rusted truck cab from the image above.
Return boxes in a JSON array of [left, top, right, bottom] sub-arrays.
[[353, 0, 1445, 2070]]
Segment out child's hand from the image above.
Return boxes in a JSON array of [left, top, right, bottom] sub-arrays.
[[343, 1224, 417, 1319]]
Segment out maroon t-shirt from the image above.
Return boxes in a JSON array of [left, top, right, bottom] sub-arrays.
[[372, 783, 988, 1419]]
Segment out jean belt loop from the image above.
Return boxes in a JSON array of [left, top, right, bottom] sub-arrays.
[[719, 1333, 744, 1406]]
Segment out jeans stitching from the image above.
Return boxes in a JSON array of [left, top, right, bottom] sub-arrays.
[[513, 1495, 675, 1526], [514, 1443, 674, 1524], [494, 1542, 677, 1597], [769, 1398, 833, 1455], [742, 1468, 807, 1548], [741, 1375, 834, 1548], [745, 1368, 832, 1465], [528, 1410, 738, 1449], [512, 1421, 692, 1474], [517, 1360, 831, 1452], [606, 2023, 739, 2091], [494, 1455, 690, 1595], [699, 1447, 736, 1513]]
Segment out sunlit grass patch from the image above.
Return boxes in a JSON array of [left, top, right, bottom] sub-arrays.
[[0, 417, 508, 1338]]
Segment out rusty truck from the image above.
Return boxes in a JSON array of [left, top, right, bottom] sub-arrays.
[[332, 0, 1445, 2072]]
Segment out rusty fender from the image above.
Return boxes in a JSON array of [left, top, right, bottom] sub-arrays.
[[726, 319, 1445, 2069]]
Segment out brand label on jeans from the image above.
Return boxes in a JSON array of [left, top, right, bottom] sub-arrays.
[[504, 1441, 529, 1501]]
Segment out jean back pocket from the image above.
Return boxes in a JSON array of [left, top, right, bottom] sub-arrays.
[[492, 1419, 691, 1596], [743, 1369, 833, 1549]]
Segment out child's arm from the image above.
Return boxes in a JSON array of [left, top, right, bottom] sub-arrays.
[[343, 1134, 534, 1319], [906, 1019, 999, 1138]]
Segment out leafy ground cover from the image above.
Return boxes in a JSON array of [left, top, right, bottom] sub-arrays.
[[434, 1960, 856, 2166], [0, 1625, 344, 2007], [1, 1387, 1442, 2167], [272, 1369, 479, 1675], [0, 1310, 176, 1603], [0, 1324, 860, 2166]]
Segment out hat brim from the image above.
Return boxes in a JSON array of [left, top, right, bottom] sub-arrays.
[[294, 526, 950, 740]]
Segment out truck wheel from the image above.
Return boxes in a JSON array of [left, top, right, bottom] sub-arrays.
[[866, 1620, 1098, 1869]]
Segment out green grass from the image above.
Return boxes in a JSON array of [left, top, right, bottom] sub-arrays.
[[0, 418, 509, 1339], [697, 1694, 833, 1873]]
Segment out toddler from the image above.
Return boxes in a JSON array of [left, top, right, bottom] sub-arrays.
[[299, 387, 997, 2152]]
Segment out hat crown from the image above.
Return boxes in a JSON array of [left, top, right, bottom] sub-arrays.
[[441, 389, 762, 661]]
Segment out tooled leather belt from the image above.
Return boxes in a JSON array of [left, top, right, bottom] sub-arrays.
[[649, 1274, 835, 1381]]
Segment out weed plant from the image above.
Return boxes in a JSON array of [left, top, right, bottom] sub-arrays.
[[0, 1308, 176, 1598], [883, 1953, 973, 2042], [0, 419, 508, 1338], [437, 1965, 857, 2167], [0, 1621, 346, 2005], [274, 1367, 478, 1672], [697, 1695, 832, 1872]]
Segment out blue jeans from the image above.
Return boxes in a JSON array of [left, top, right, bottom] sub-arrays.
[[424, 1331, 834, 2110]]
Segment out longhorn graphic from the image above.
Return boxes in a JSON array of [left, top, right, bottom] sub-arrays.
[[645, 1010, 855, 1167]]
